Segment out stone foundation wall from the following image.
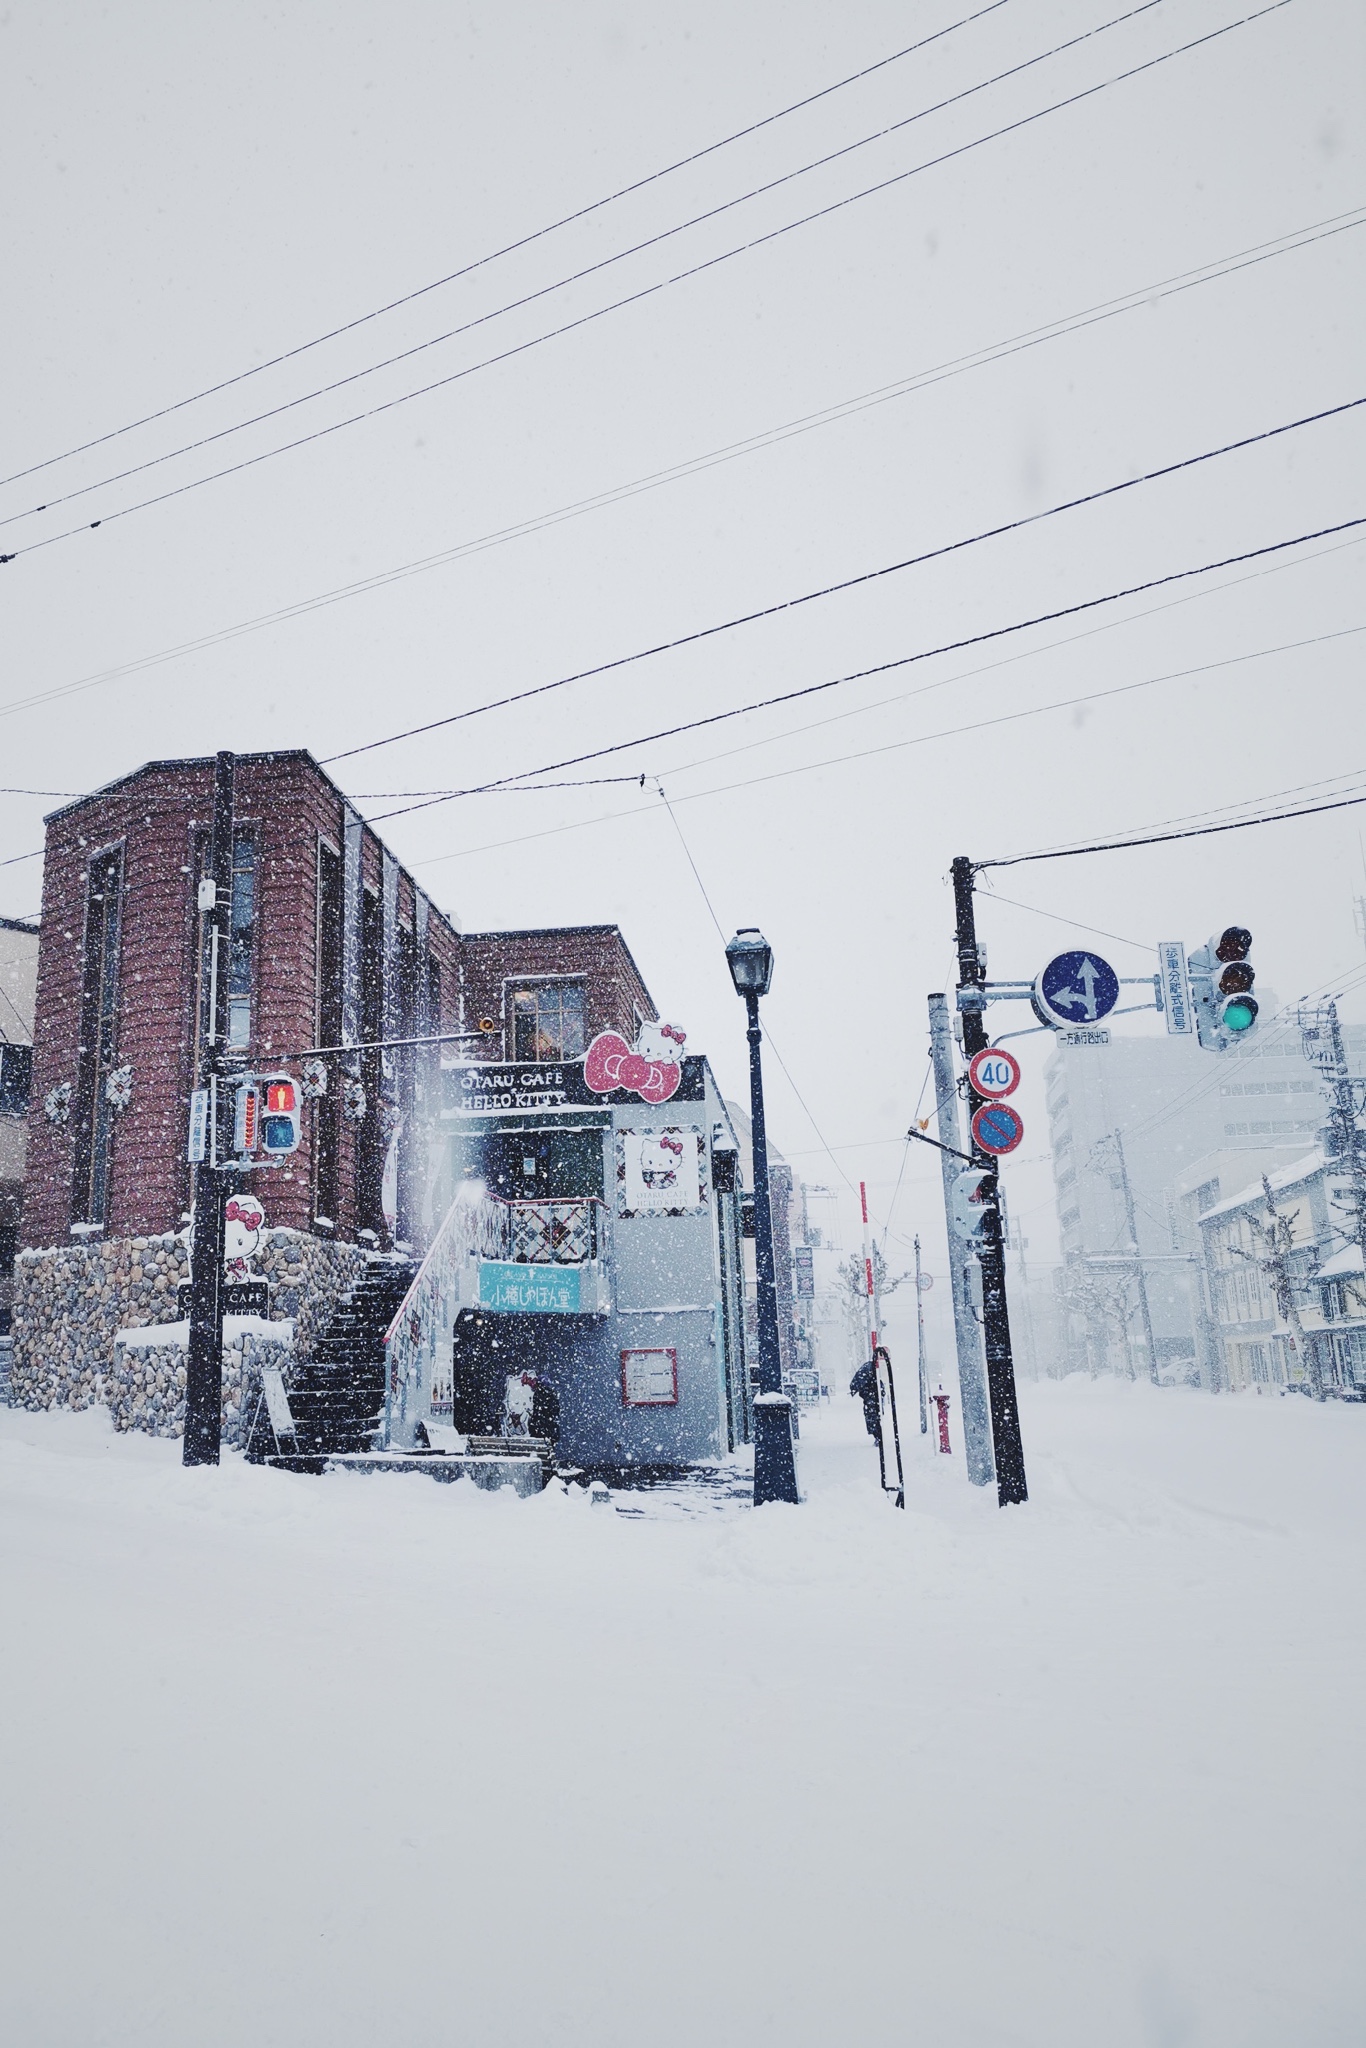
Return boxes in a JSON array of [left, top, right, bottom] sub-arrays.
[[10, 1228, 372, 1414], [106, 1320, 295, 1447], [254, 1231, 369, 1360]]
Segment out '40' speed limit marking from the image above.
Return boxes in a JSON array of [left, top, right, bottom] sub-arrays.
[[967, 1047, 1020, 1099]]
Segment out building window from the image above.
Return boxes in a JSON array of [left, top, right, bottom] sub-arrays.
[[0, 1042, 32, 1118], [512, 981, 585, 1061], [226, 829, 257, 1048], [72, 846, 124, 1227]]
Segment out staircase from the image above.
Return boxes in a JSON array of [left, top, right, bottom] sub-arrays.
[[251, 1258, 415, 1467]]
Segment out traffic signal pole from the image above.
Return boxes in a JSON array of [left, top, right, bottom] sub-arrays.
[[184, 750, 235, 1467], [951, 856, 1028, 1506], [927, 993, 993, 1487]]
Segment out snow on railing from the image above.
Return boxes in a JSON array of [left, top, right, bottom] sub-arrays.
[[383, 1180, 500, 1440], [381, 1188, 607, 1440]]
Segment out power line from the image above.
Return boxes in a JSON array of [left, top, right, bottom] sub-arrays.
[[5, 588, 1350, 886], [363, 514, 1366, 821], [1, 0, 1293, 565], [422, 527, 1366, 831], [3, 204, 1355, 729], [981, 788, 1366, 868], [390, 558, 1362, 874], [328, 394, 1366, 784], [654, 627, 1365, 793], [0, 1, 1014, 494], [0, 2, 1167, 534]]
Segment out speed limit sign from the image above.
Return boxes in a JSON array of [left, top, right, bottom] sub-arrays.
[[968, 1046, 1021, 1099]]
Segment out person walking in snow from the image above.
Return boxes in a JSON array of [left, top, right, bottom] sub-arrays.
[[850, 1358, 881, 1446]]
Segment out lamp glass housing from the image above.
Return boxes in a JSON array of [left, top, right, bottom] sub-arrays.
[[726, 928, 774, 997]]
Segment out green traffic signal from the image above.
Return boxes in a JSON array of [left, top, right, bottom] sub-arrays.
[[1223, 995, 1259, 1033]]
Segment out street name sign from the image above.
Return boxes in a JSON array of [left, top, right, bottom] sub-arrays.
[[1158, 940, 1193, 1034], [972, 1102, 1025, 1156], [968, 1046, 1021, 1098], [1036, 950, 1119, 1027]]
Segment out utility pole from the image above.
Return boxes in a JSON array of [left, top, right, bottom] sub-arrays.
[[927, 992, 993, 1487], [184, 751, 235, 1467], [913, 1234, 929, 1433], [1323, 1003, 1366, 1259], [1109, 1128, 1160, 1386], [951, 855, 1027, 1506]]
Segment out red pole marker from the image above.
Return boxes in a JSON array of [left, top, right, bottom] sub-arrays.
[[932, 1386, 952, 1454]]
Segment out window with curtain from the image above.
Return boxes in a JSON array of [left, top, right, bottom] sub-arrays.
[[512, 981, 585, 1061]]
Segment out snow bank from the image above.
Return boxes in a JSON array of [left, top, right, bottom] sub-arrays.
[[0, 1378, 1362, 2046]]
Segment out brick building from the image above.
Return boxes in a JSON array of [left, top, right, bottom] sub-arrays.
[[24, 751, 462, 1252], [13, 748, 765, 1467], [23, 754, 662, 1258]]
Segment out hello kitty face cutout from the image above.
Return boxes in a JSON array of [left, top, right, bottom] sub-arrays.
[[583, 1020, 687, 1104], [223, 1193, 266, 1282]]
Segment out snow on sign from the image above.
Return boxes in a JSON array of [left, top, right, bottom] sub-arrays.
[[967, 1047, 1020, 1098], [1036, 950, 1119, 1028], [972, 1102, 1024, 1156]]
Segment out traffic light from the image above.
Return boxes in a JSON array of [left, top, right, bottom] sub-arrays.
[[1189, 927, 1258, 1051], [950, 1169, 992, 1242], [258, 1074, 302, 1155]]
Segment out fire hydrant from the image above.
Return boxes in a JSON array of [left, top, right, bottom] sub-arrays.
[[932, 1384, 952, 1455]]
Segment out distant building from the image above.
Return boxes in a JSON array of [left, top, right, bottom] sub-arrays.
[[1044, 1016, 1364, 1379], [1197, 1149, 1366, 1393], [0, 915, 39, 1335]]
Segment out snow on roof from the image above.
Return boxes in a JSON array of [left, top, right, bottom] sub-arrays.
[[1198, 1148, 1326, 1224], [1317, 1243, 1365, 1280]]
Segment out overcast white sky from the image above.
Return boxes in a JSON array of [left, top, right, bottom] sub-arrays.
[[2, 0, 1362, 1348]]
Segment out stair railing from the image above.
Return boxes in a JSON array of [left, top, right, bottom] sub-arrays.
[[382, 1179, 503, 1445]]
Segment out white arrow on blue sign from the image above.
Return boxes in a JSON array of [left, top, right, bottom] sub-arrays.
[[1036, 949, 1119, 1027]]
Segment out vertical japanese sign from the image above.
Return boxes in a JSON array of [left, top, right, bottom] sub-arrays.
[[1159, 941, 1192, 1034]]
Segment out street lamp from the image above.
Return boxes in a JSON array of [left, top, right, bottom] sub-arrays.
[[725, 928, 799, 1506]]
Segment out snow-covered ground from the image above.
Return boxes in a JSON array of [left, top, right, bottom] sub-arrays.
[[1, 1378, 1362, 2047]]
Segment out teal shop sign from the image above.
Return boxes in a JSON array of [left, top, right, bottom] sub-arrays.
[[479, 1261, 583, 1313]]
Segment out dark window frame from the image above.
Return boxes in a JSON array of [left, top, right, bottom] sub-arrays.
[[71, 842, 126, 1228]]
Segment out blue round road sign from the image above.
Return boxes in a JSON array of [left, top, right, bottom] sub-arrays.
[[1037, 949, 1119, 1026], [972, 1101, 1024, 1156]]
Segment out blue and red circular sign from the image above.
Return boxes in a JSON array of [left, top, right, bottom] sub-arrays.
[[972, 1101, 1025, 1156]]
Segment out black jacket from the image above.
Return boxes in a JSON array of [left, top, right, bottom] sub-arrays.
[[849, 1361, 880, 1436]]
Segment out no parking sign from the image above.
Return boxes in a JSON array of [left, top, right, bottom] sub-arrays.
[[972, 1101, 1025, 1156]]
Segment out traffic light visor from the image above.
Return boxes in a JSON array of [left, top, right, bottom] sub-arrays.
[[1215, 926, 1252, 962]]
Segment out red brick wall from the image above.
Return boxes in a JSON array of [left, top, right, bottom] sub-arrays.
[[23, 754, 463, 1252]]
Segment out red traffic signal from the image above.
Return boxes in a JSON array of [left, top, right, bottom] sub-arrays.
[[258, 1074, 302, 1155]]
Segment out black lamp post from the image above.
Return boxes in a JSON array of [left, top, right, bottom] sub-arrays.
[[726, 928, 799, 1507]]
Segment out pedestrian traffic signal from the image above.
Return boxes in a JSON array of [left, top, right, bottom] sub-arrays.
[[1188, 927, 1258, 1050], [258, 1074, 302, 1155]]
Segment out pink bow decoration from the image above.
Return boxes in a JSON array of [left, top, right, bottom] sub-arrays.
[[583, 1030, 682, 1104]]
